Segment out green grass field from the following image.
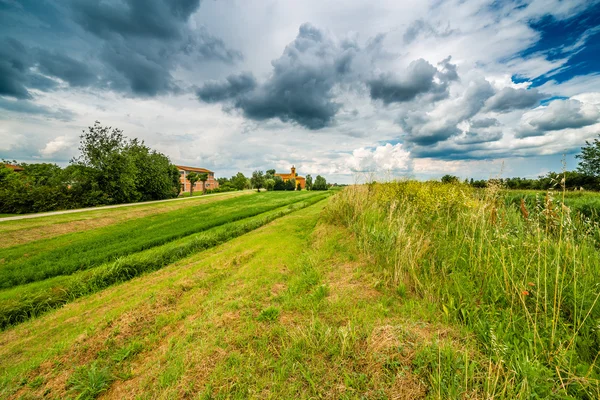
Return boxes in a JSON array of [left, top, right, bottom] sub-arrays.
[[1, 186, 600, 399], [0, 191, 321, 289]]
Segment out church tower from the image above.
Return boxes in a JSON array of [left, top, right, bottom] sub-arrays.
[[291, 165, 296, 177]]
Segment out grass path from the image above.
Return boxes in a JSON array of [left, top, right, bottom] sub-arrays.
[[0, 190, 252, 248], [0, 198, 475, 399]]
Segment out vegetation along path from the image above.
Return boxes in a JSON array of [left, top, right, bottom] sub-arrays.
[[2, 184, 600, 398], [0, 193, 471, 399]]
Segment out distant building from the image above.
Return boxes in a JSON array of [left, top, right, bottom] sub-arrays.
[[176, 165, 219, 194], [4, 164, 24, 172], [274, 166, 306, 189]]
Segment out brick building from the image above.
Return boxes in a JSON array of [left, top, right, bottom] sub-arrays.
[[176, 165, 219, 194]]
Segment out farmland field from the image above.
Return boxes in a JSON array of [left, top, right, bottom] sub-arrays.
[[1, 185, 600, 399]]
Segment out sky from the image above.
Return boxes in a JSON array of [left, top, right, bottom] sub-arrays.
[[1, 0, 599, 183]]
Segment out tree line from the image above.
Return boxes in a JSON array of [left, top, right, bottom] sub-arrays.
[[1, 122, 181, 214], [1, 122, 331, 214], [441, 134, 600, 191], [211, 169, 328, 192]]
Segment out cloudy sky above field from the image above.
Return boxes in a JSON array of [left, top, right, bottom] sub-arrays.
[[1, 0, 600, 182]]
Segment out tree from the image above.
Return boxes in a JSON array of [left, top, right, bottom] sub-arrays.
[[577, 135, 600, 177], [125, 139, 180, 200], [265, 178, 275, 191], [198, 172, 208, 194], [251, 170, 265, 192], [284, 178, 296, 191], [231, 172, 247, 190], [313, 175, 328, 190], [297, 182, 302, 191], [187, 172, 200, 196], [265, 169, 276, 180], [273, 176, 285, 191], [441, 174, 459, 184], [305, 174, 313, 190], [71, 121, 139, 204]]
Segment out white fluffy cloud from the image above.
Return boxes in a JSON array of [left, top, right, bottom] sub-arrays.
[[345, 143, 412, 172]]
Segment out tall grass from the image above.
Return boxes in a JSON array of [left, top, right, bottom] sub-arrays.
[[0, 191, 319, 288], [0, 192, 331, 330], [323, 181, 600, 398]]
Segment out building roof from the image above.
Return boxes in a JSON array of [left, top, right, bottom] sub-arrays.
[[176, 165, 213, 173], [4, 163, 24, 172], [274, 173, 305, 180]]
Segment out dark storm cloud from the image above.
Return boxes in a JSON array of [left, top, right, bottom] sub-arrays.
[[197, 72, 257, 102], [368, 58, 458, 105], [469, 118, 499, 128], [69, 0, 202, 40], [515, 99, 599, 138], [0, 0, 241, 99], [484, 87, 545, 112], [455, 130, 503, 145], [0, 38, 34, 99], [0, 98, 75, 121], [67, 0, 242, 96], [399, 77, 495, 146], [197, 23, 355, 130], [36, 50, 97, 87]]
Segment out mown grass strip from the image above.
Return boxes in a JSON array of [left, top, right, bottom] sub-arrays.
[[0, 192, 331, 330], [0, 191, 319, 289]]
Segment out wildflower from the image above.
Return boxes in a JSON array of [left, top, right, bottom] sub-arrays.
[[527, 282, 535, 287], [522, 290, 529, 296]]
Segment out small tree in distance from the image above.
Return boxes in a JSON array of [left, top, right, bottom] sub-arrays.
[[251, 170, 265, 192], [199, 172, 208, 194], [305, 174, 313, 190], [577, 134, 600, 177], [441, 174, 460, 184], [313, 175, 327, 190], [265, 178, 275, 191], [187, 172, 200, 196]]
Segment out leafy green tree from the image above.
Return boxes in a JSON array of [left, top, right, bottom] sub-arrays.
[[284, 178, 296, 191], [273, 176, 285, 191], [20, 163, 63, 186], [313, 175, 328, 190], [265, 169, 276, 180], [441, 174, 460, 184], [305, 174, 313, 190], [265, 178, 275, 191], [217, 177, 229, 186], [187, 172, 200, 196], [231, 172, 247, 190], [199, 172, 208, 194], [251, 170, 265, 192], [577, 135, 600, 177], [71, 121, 139, 204], [297, 182, 302, 191], [126, 139, 180, 200]]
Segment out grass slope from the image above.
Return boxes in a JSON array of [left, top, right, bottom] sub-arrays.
[[0, 191, 320, 289], [0, 190, 251, 248], [0, 197, 472, 399], [0, 192, 331, 329]]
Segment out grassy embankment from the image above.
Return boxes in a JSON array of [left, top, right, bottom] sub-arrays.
[[0, 194, 478, 399], [0, 191, 330, 329], [0, 190, 251, 249], [325, 182, 600, 398]]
